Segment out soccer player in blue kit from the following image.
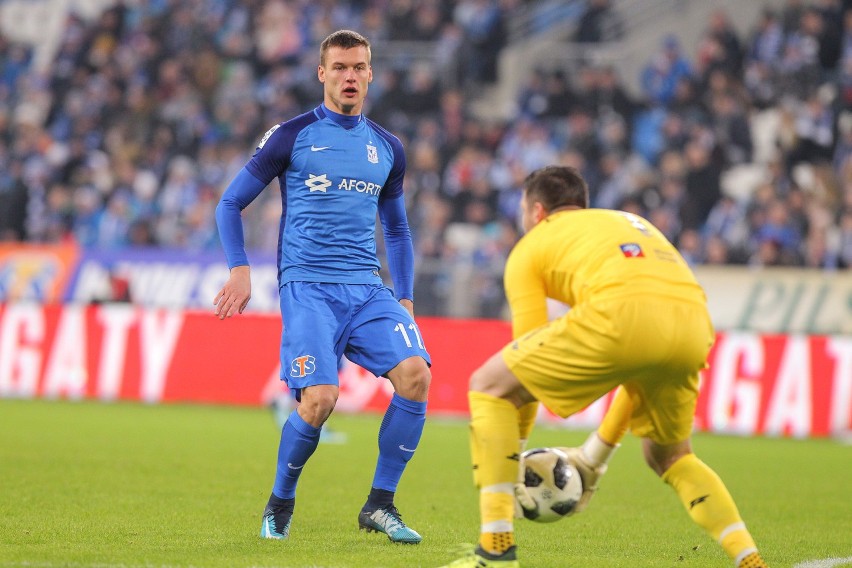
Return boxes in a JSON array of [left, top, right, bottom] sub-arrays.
[[213, 30, 431, 544]]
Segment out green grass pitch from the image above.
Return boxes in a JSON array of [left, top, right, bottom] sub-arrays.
[[1, 399, 849, 567]]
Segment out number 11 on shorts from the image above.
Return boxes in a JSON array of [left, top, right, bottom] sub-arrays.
[[394, 322, 425, 349]]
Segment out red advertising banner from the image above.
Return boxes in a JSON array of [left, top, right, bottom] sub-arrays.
[[1, 303, 849, 438]]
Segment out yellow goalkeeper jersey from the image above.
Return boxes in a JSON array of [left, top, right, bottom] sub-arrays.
[[504, 208, 706, 339]]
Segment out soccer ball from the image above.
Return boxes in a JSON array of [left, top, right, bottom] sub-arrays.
[[520, 447, 583, 523]]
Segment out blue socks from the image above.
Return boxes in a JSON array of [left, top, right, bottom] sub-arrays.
[[371, 393, 427, 492], [271, 394, 426, 501], [272, 410, 321, 499]]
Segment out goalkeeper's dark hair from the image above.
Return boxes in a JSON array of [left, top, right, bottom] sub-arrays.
[[320, 30, 371, 66], [523, 166, 589, 212]]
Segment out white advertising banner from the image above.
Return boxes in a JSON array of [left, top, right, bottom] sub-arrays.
[[695, 267, 852, 335]]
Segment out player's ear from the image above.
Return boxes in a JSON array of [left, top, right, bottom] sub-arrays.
[[368, 66, 373, 83], [533, 201, 547, 224], [318, 65, 325, 83]]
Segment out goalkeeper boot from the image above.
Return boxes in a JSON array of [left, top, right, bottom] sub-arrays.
[[738, 552, 769, 567], [260, 503, 293, 539], [438, 545, 520, 567], [358, 503, 422, 544]]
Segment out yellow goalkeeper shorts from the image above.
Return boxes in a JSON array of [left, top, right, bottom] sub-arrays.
[[501, 297, 714, 445]]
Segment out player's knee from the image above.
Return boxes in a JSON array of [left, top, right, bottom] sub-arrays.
[[399, 363, 431, 401], [299, 386, 338, 427], [388, 357, 431, 401], [642, 438, 692, 477], [468, 365, 490, 393], [468, 352, 524, 403]]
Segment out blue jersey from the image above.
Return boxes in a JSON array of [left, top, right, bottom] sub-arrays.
[[217, 104, 413, 297]]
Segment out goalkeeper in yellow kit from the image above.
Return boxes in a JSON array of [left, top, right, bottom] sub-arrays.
[[441, 166, 767, 567]]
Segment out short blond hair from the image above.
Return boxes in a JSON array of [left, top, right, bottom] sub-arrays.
[[320, 30, 371, 66]]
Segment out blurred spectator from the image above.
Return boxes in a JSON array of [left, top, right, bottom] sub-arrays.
[[777, 7, 825, 98], [573, 0, 623, 44], [705, 235, 733, 265], [754, 197, 804, 263], [681, 140, 722, 230], [0, 160, 28, 241], [840, 10, 852, 109], [676, 228, 704, 266], [0, 0, 849, 322], [787, 89, 836, 169], [782, 0, 807, 36], [839, 207, 852, 267], [700, 9, 745, 79], [640, 35, 694, 106], [593, 65, 637, 128], [454, 0, 505, 84], [710, 90, 753, 166]]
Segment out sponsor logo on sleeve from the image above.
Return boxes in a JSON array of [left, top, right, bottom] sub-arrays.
[[257, 124, 281, 149]]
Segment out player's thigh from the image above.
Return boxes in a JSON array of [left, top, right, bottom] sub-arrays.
[[501, 304, 623, 418], [623, 372, 700, 445], [622, 300, 714, 445], [346, 285, 431, 377], [278, 282, 345, 389]]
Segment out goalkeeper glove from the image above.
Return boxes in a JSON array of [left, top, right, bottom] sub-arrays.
[[514, 439, 536, 518], [557, 432, 619, 514]]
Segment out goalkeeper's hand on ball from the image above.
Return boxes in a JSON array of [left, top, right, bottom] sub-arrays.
[[514, 442, 537, 518], [555, 446, 607, 513], [514, 479, 537, 519], [556, 432, 619, 514]]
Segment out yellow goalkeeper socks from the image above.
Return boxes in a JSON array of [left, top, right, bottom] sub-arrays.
[[479, 530, 516, 556], [469, 391, 520, 555], [518, 401, 538, 442], [663, 453, 760, 565]]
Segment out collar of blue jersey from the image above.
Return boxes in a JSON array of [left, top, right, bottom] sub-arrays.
[[316, 103, 363, 130]]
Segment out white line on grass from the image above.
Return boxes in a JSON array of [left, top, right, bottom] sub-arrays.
[[793, 557, 852, 568]]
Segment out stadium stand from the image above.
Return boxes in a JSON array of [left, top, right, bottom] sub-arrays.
[[0, 0, 850, 318]]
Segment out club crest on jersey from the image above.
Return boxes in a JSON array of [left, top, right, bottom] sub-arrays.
[[257, 124, 280, 149], [620, 243, 645, 258], [366, 144, 378, 164], [290, 355, 317, 378]]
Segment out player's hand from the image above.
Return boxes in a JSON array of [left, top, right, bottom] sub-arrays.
[[214, 265, 251, 320], [513, 452, 536, 518], [514, 481, 537, 518], [399, 298, 414, 320], [556, 446, 608, 514]]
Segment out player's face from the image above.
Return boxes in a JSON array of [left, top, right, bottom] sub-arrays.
[[520, 194, 549, 233], [318, 45, 372, 115]]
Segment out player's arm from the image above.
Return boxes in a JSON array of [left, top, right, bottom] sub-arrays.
[[214, 121, 295, 319], [213, 167, 267, 319], [503, 243, 548, 339], [377, 136, 414, 317]]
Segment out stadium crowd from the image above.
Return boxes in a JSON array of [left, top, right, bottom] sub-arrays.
[[0, 0, 851, 316]]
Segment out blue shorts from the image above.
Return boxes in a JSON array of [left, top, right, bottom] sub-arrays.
[[278, 282, 431, 393]]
